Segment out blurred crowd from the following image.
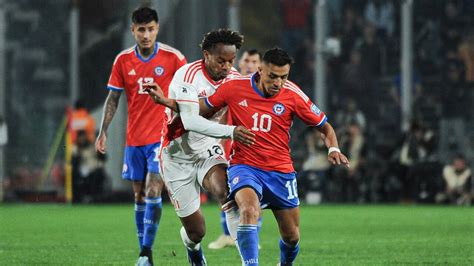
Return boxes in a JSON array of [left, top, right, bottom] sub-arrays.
[[285, 0, 473, 205]]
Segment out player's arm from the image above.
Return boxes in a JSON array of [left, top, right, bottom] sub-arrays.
[[316, 122, 350, 168], [95, 90, 122, 154], [291, 86, 349, 167], [177, 84, 255, 145], [146, 82, 179, 112], [147, 82, 222, 118]]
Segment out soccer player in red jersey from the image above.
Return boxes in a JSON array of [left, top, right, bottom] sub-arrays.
[[148, 47, 348, 265], [95, 7, 186, 266], [208, 48, 263, 250]]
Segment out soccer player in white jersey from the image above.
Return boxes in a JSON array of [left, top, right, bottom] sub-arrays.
[[208, 48, 263, 250], [147, 29, 255, 265]]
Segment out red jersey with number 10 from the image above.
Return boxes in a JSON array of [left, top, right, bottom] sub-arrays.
[[107, 42, 186, 146], [205, 73, 327, 173]]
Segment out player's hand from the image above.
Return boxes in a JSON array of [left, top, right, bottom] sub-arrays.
[[233, 126, 256, 146], [95, 133, 107, 154], [145, 82, 165, 105], [328, 151, 350, 168]]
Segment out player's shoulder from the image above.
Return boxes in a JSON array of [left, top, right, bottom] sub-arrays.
[[229, 68, 241, 77], [222, 74, 251, 84], [283, 80, 310, 103], [217, 75, 252, 95], [158, 42, 185, 61], [173, 60, 203, 83], [112, 45, 135, 65]]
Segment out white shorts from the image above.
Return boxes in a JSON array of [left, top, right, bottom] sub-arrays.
[[160, 144, 227, 217]]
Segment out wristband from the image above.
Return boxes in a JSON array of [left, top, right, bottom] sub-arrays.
[[328, 147, 341, 155]]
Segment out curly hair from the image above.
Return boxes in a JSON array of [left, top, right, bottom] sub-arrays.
[[200, 28, 244, 52], [262, 47, 294, 66]]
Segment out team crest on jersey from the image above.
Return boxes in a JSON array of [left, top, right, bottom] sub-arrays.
[[273, 103, 285, 115], [154, 66, 164, 76], [232, 176, 239, 185], [311, 103, 321, 115]]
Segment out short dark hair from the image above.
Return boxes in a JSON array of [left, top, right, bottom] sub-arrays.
[[243, 48, 262, 60], [200, 28, 244, 52], [132, 7, 159, 24], [262, 47, 293, 66]]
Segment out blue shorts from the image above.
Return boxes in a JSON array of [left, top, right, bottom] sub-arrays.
[[122, 142, 161, 181], [227, 164, 299, 209]]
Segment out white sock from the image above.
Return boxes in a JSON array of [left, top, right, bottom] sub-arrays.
[[224, 206, 240, 241], [180, 226, 200, 251]]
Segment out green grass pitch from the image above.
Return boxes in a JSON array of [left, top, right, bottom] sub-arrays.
[[0, 204, 472, 265]]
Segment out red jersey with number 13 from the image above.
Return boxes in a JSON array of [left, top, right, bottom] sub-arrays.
[[107, 42, 186, 146], [205, 73, 327, 173]]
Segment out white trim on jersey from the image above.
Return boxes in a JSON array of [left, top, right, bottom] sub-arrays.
[[285, 81, 310, 103], [112, 46, 135, 65], [159, 42, 186, 61]]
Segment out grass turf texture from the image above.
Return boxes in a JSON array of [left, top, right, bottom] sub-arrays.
[[0, 204, 472, 265]]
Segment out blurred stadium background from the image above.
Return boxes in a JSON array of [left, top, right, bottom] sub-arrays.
[[0, 0, 473, 264], [1, 0, 472, 205]]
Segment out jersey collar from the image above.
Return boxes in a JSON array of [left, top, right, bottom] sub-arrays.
[[135, 42, 159, 63], [251, 73, 266, 98]]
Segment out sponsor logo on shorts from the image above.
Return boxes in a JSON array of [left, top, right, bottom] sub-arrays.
[[232, 176, 239, 185], [273, 103, 285, 115], [154, 66, 165, 76]]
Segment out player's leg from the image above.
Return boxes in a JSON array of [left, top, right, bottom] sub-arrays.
[[179, 209, 207, 265], [226, 165, 264, 265], [263, 170, 301, 265], [139, 173, 164, 264], [122, 146, 148, 251], [201, 163, 228, 204], [163, 158, 207, 265], [140, 143, 165, 262], [199, 154, 242, 244], [272, 207, 300, 266], [132, 181, 146, 250], [234, 187, 261, 265]]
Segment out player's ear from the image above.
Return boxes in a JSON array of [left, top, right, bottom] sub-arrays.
[[203, 50, 210, 61], [156, 23, 160, 34], [130, 24, 135, 34]]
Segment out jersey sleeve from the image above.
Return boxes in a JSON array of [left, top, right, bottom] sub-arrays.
[[174, 81, 199, 104], [204, 82, 230, 109], [176, 53, 187, 70], [106, 55, 124, 91], [294, 92, 327, 128]]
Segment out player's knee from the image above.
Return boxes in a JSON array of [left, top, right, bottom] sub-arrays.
[[186, 226, 206, 243], [144, 185, 161, 198], [213, 186, 228, 204], [239, 204, 260, 224], [281, 230, 300, 247], [282, 236, 300, 247], [134, 192, 144, 203]]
